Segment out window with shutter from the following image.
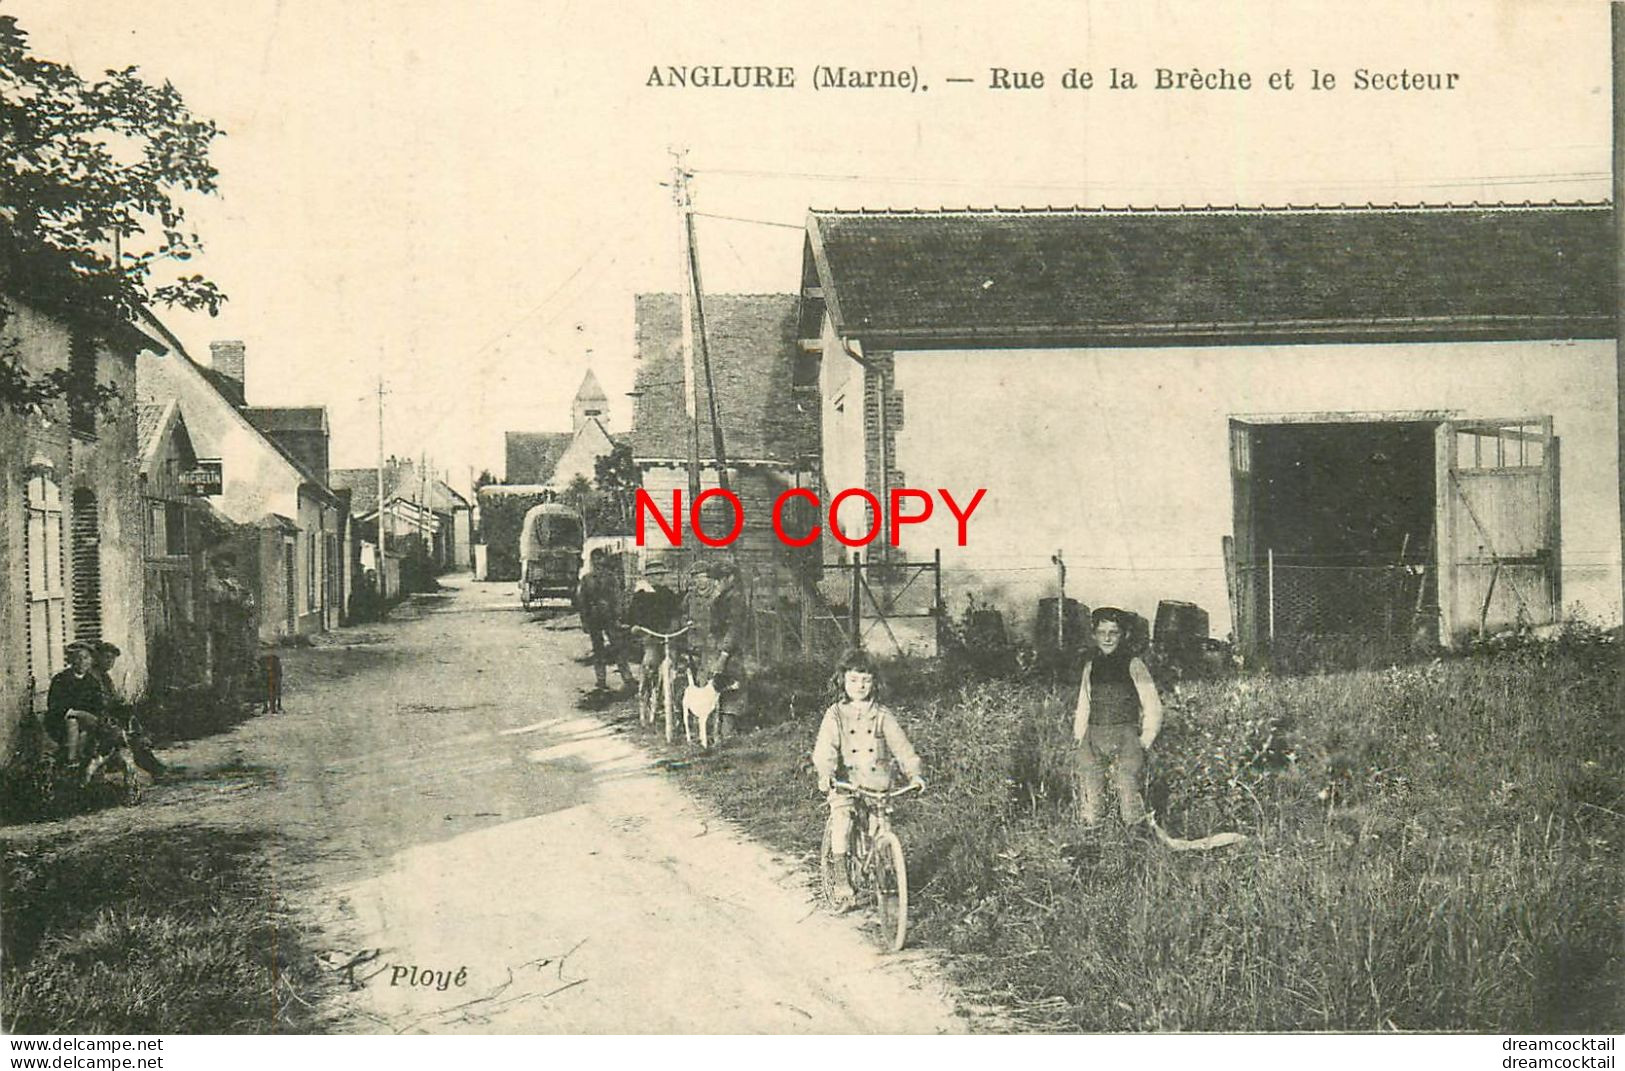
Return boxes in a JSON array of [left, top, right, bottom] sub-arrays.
[[24, 475, 67, 704], [71, 488, 102, 644], [68, 332, 98, 438]]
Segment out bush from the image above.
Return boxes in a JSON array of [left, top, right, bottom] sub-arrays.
[[136, 684, 259, 747]]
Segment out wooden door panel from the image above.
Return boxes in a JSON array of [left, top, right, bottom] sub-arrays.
[[1438, 418, 1557, 643], [1451, 470, 1547, 559]]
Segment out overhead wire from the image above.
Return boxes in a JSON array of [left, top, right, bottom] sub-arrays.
[[693, 164, 1609, 195], [383, 223, 642, 453], [692, 210, 805, 230]]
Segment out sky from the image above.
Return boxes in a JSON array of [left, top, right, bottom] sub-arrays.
[[8, 0, 1612, 487]]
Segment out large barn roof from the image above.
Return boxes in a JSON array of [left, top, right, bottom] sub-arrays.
[[803, 203, 1615, 347]]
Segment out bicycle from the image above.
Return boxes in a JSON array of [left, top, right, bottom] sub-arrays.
[[819, 780, 923, 952], [46, 711, 152, 807], [629, 624, 691, 744]]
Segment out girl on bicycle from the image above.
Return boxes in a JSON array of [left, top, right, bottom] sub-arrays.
[[811, 649, 925, 904]]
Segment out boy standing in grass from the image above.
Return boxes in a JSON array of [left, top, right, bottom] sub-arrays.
[[812, 649, 925, 904], [1074, 607, 1163, 829]]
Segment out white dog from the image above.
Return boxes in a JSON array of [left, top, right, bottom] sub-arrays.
[[681, 674, 720, 749]]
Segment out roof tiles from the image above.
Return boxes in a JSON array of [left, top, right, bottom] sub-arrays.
[[806, 204, 1614, 343]]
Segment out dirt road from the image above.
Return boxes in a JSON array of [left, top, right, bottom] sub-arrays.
[[158, 576, 972, 1033]]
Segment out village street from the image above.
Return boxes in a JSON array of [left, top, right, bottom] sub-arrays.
[[147, 575, 970, 1034]]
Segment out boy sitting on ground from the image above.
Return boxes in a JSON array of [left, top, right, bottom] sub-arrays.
[[44, 642, 105, 767]]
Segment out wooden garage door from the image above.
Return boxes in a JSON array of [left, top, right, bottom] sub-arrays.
[[1437, 418, 1558, 643]]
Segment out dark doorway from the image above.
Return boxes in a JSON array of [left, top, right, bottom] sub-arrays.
[[1241, 421, 1436, 644]]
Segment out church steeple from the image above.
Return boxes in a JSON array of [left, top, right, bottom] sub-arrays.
[[572, 369, 609, 434]]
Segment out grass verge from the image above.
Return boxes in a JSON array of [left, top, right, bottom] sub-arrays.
[[1, 825, 329, 1033], [665, 637, 1623, 1032]]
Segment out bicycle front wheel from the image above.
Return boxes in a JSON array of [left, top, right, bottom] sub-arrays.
[[870, 832, 909, 952], [661, 660, 676, 743], [818, 818, 840, 908]]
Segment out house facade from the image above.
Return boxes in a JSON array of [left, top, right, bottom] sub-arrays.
[[243, 405, 347, 624], [802, 205, 1622, 650], [331, 460, 471, 582], [1, 289, 159, 757], [137, 330, 344, 641], [137, 399, 260, 691]]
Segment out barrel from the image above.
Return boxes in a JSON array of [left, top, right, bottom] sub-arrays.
[[1154, 600, 1210, 652], [1035, 597, 1088, 652]]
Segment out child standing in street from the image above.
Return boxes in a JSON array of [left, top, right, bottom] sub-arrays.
[[578, 548, 635, 694], [811, 649, 925, 904]]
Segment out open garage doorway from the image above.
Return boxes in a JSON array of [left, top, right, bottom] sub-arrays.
[[1247, 418, 1436, 650], [1230, 415, 1559, 655]]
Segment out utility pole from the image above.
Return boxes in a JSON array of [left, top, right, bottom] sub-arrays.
[[670, 150, 730, 505], [671, 150, 704, 507], [1614, 3, 1625, 624], [1052, 550, 1067, 650], [375, 375, 389, 606]]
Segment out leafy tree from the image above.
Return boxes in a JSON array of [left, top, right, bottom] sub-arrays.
[[1, 14, 225, 415], [566, 473, 594, 523], [473, 468, 498, 491], [593, 441, 639, 530]]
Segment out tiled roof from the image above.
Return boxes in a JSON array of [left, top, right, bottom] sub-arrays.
[[630, 293, 818, 464], [193, 362, 246, 406], [330, 468, 391, 518], [804, 204, 1615, 344], [434, 480, 471, 510], [505, 431, 573, 484], [241, 406, 327, 432], [1, 246, 167, 354], [330, 464, 468, 518], [136, 403, 166, 454]]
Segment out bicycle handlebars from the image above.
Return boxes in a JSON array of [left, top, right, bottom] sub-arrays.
[[630, 624, 692, 640], [829, 780, 924, 799]]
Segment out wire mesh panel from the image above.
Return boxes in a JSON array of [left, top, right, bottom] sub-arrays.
[[1267, 562, 1430, 639]]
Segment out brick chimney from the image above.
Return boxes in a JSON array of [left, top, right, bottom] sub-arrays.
[[210, 340, 246, 400]]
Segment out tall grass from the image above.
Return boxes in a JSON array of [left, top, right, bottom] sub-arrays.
[[677, 636, 1622, 1031], [1, 826, 329, 1033]]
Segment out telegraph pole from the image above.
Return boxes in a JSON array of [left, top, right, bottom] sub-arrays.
[[671, 151, 704, 506], [670, 150, 730, 502], [1614, 4, 1625, 623], [375, 375, 390, 609]]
